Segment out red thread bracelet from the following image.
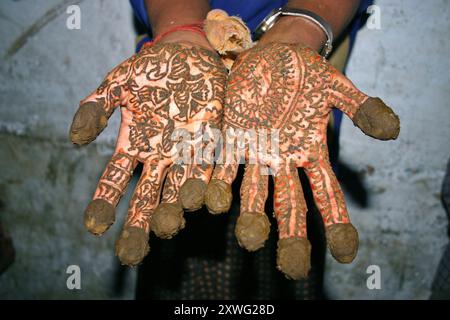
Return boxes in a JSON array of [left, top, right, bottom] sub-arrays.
[[142, 22, 206, 49]]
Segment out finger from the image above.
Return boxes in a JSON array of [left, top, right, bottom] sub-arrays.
[[352, 97, 400, 140], [204, 163, 238, 215], [204, 126, 240, 214], [179, 163, 213, 212], [328, 66, 400, 140], [235, 164, 270, 252], [115, 161, 166, 266], [84, 152, 136, 235], [181, 120, 221, 211], [152, 164, 188, 239], [273, 164, 311, 280], [161, 164, 189, 204], [304, 155, 358, 264], [69, 101, 109, 146], [70, 57, 133, 145]]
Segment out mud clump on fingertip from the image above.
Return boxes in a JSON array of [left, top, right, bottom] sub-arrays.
[[353, 97, 400, 141], [235, 212, 270, 251], [70, 101, 108, 145], [326, 223, 359, 263], [276, 237, 311, 280], [204, 179, 233, 214], [179, 179, 207, 212], [151, 203, 185, 239], [84, 199, 115, 235], [115, 226, 150, 267]]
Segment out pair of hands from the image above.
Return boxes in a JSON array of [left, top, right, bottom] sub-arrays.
[[70, 38, 399, 279]]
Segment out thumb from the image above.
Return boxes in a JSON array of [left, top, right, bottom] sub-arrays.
[[70, 57, 132, 145], [70, 100, 109, 145], [352, 97, 400, 141], [327, 64, 400, 141]]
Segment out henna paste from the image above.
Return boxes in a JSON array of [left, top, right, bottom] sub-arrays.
[[179, 178, 207, 211], [353, 97, 400, 140], [277, 237, 311, 280], [70, 101, 108, 145], [326, 223, 359, 263], [115, 226, 150, 267], [84, 199, 115, 236], [151, 202, 185, 239], [208, 42, 400, 279], [204, 179, 233, 214], [71, 42, 227, 266], [235, 212, 270, 251], [235, 164, 270, 250], [161, 165, 186, 200]]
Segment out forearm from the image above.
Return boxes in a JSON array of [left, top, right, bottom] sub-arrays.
[[259, 0, 361, 52], [144, 0, 213, 49], [145, 0, 210, 35]]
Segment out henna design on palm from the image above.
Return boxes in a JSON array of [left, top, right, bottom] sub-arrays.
[[70, 43, 227, 266], [205, 43, 400, 280]]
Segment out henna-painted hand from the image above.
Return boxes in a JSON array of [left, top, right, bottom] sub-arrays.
[[205, 43, 400, 279], [70, 42, 227, 266]]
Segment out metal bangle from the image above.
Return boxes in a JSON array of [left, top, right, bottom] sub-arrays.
[[254, 7, 334, 58]]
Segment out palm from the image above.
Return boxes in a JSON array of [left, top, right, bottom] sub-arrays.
[[70, 43, 227, 266], [205, 43, 400, 279]]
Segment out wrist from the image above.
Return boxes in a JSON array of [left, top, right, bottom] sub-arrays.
[[153, 18, 204, 37], [146, 0, 211, 41], [157, 30, 216, 52], [258, 16, 327, 52]]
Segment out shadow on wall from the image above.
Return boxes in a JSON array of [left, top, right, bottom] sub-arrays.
[[430, 159, 450, 300], [0, 219, 15, 275]]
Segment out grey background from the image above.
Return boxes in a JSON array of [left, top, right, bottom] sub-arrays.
[[0, 0, 449, 299]]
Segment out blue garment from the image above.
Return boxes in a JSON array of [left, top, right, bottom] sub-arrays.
[[130, 0, 287, 35], [130, 0, 372, 49]]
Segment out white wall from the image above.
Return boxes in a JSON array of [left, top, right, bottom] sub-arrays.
[[326, 0, 450, 299]]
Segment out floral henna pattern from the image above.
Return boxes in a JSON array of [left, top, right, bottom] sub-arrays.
[[240, 164, 268, 214], [161, 164, 187, 204], [206, 43, 399, 279], [70, 43, 227, 265], [274, 165, 308, 239], [223, 44, 360, 229], [93, 152, 136, 207]]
